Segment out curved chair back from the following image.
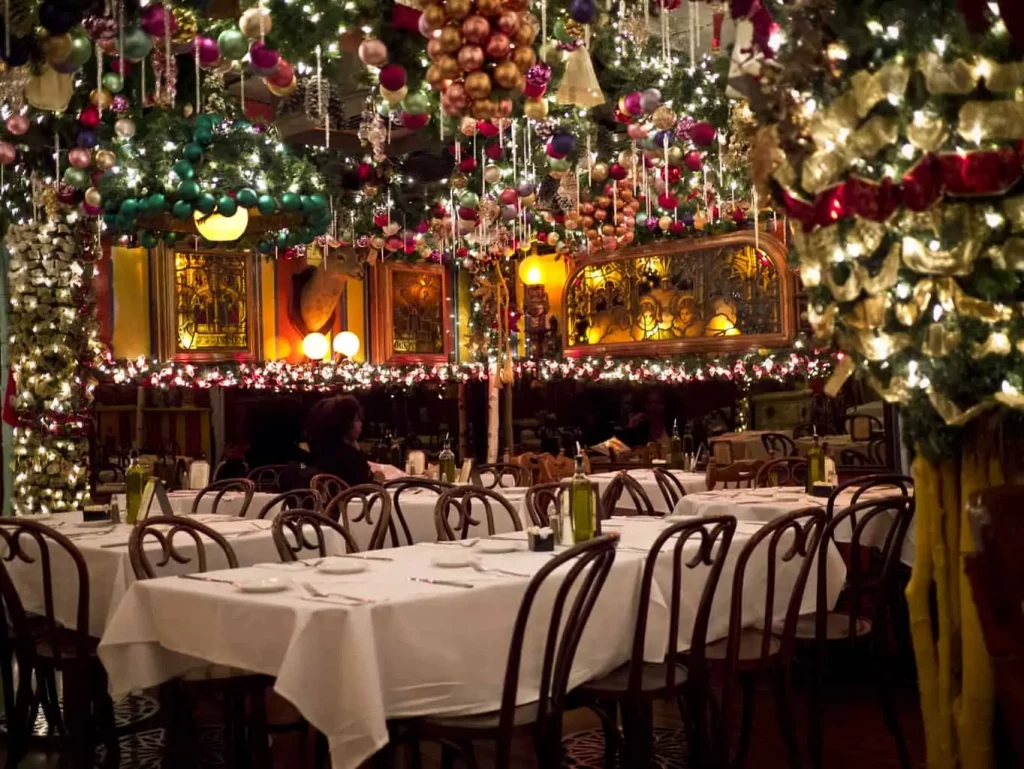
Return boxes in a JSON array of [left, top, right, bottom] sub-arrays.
[[247, 464, 287, 492], [760, 432, 797, 458], [600, 472, 657, 517], [472, 463, 529, 489], [435, 486, 523, 541], [825, 473, 913, 528], [845, 414, 883, 441], [706, 459, 762, 491], [310, 473, 350, 500], [0, 520, 92, 666], [324, 485, 393, 550], [129, 515, 239, 580], [272, 509, 360, 561], [383, 478, 453, 547], [755, 457, 808, 488], [494, 536, 618, 764], [524, 480, 605, 527], [652, 467, 688, 511], [190, 478, 256, 517], [254, 488, 322, 520]]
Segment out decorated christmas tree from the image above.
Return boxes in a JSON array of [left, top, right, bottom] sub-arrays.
[[737, 0, 1024, 766]]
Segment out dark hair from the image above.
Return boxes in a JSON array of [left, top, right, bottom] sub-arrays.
[[305, 395, 363, 458]]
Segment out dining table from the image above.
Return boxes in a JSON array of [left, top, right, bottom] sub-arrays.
[[113, 490, 282, 519], [588, 468, 707, 513], [2, 512, 344, 636], [673, 486, 915, 566], [98, 518, 846, 769]]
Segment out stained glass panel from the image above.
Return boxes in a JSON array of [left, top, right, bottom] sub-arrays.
[[173, 251, 249, 353], [391, 269, 444, 355]]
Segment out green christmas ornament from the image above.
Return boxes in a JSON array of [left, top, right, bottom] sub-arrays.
[[460, 191, 480, 208], [66, 29, 93, 68], [552, 20, 572, 42], [195, 193, 216, 214], [147, 193, 166, 211], [118, 28, 154, 61], [217, 28, 250, 60], [217, 196, 237, 216], [236, 188, 258, 208], [309, 193, 328, 211], [177, 180, 200, 200], [183, 143, 204, 163], [63, 167, 89, 190], [193, 126, 214, 145], [165, 232, 179, 244], [280, 193, 301, 212], [300, 195, 315, 215], [172, 200, 193, 220], [119, 198, 138, 218], [172, 160, 194, 179], [136, 197, 150, 215], [102, 72, 124, 94], [276, 231, 289, 248], [402, 93, 430, 115], [116, 214, 136, 231], [140, 231, 159, 249], [256, 195, 277, 215], [258, 240, 272, 253], [549, 157, 571, 172]]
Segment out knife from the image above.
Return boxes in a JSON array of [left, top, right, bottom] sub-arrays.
[[409, 576, 475, 589], [178, 573, 236, 585]]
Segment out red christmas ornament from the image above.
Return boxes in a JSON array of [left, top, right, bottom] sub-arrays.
[[373, 213, 389, 227], [670, 220, 684, 234], [691, 122, 717, 147], [416, 220, 430, 233], [684, 150, 703, 171], [459, 156, 478, 173], [609, 163, 628, 181], [485, 143, 503, 160], [732, 207, 746, 223], [499, 188, 517, 205], [667, 167, 681, 184], [79, 106, 101, 128], [379, 65, 407, 91], [536, 231, 548, 242], [458, 205, 478, 220], [612, 107, 633, 124], [401, 111, 430, 130], [356, 162, 373, 181], [658, 193, 679, 210], [477, 120, 499, 138], [523, 82, 546, 98]]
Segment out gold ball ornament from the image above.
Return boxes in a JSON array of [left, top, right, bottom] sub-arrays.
[[465, 71, 492, 100], [493, 60, 520, 89], [445, 0, 473, 20], [171, 8, 198, 46], [84, 187, 102, 207], [471, 99, 497, 119], [114, 118, 136, 139], [439, 26, 463, 53], [523, 97, 548, 120], [520, 193, 536, 207], [95, 150, 117, 170], [667, 146, 684, 165], [511, 46, 536, 72], [478, 0, 502, 15], [380, 85, 408, 105], [652, 105, 677, 130], [427, 38, 444, 61], [239, 8, 273, 39], [426, 64, 445, 89], [617, 150, 634, 168], [437, 55, 460, 79], [591, 162, 609, 182], [563, 19, 585, 38], [363, 184, 379, 198], [513, 22, 537, 46], [370, 235, 386, 250], [90, 88, 112, 108], [424, 4, 448, 29], [658, 215, 673, 231], [483, 164, 502, 184], [450, 172, 469, 189]]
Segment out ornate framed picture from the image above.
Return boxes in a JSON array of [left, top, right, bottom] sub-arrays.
[[369, 261, 452, 364], [151, 246, 263, 362]]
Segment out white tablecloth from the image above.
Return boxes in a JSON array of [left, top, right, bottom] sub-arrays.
[[588, 469, 707, 513], [709, 430, 790, 461], [383, 486, 530, 548], [113, 490, 281, 519], [673, 487, 915, 566], [2, 512, 315, 636], [793, 435, 872, 459], [98, 518, 845, 769]]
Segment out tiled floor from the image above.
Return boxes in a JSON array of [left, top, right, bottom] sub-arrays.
[[0, 665, 925, 768]]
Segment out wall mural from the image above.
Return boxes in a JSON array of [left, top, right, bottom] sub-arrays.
[[174, 251, 249, 352]]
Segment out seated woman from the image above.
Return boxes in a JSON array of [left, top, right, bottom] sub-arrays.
[[282, 395, 374, 490]]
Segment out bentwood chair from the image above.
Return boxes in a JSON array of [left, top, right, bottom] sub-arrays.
[[523, 481, 605, 528], [0, 519, 119, 769], [760, 432, 797, 458], [755, 457, 808, 488], [383, 478, 453, 547], [706, 459, 762, 491], [800, 496, 915, 769], [254, 488, 323, 520], [839, 449, 873, 467], [400, 536, 619, 769], [576, 517, 737, 767], [190, 478, 256, 517], [272, 509, 360, 561], [435, 486, 524, 540], [324, 485, 393, 550], [128, 516, 274, 769], [600, 472, 657, 517], [653, 466, 688, 511], [309, 473, 350, 500], [247, 464, 287, 492], [965, 486, 1024, 764], [708, 508, 826, 769], [845, 414, 884, 441], [472, 463, 529, 489]]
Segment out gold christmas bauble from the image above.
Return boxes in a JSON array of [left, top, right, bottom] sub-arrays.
[[493, 60, 520, 89], [450, 172, 469, 189], [617, 150, 634, 168], [239, 8, 273, 39], [652, 105, 677, 130], [658, 215, 673, 231], [471, 98, 497, 119], [478, 0, 502, 15], [511, 46, 536, 72], [380, 85, 408, 105], [483, 164, 502, 184], [523, 97, 547, 120], [94, 150, 117, 170], [465, 71, 492, 100], [667, 146, 684, 165], [439, 26, 463, 53], [514, 22, 537, 47], [591, 162, 609, 181], [445, 0, 473, 20], [363, 184, 379, 198], [437, 55, 460, 79], [171, 7, 198, 46], [426, 64, 444, 89], [423, 4, 448, 29], [90, 88, 112, 108], [84, 187, 102, 207]]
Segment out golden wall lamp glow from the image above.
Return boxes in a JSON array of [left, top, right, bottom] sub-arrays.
[[193, 208, 249, 242]]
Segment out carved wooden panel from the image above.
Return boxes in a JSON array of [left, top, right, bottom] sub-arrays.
[[369, 261, 452, 364]]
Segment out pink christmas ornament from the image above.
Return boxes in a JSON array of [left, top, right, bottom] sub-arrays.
[[248, 41, 280, 75], [5, 114, 29, 136], [68, 147, 92, 169], [358, 38, 388, 67], [192, 36, 221, 68], [140, 3, 177, 37], [0, 142, 16, 165]]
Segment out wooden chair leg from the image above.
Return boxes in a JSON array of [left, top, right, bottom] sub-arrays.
[[875, 652, 911, 769], [37, 666, 63, 734], [773, 667, 802, 769], [733, 672, 757, 769], [621, 701, 654, 769], [6, 666, 35, 769], [61, 668, 93, 769], [590, 701, 619, 767]]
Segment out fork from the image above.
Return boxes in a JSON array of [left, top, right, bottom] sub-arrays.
[[435, 539, 480, 548], [301, 582, 376, 604], [470, 562, 530, 578]]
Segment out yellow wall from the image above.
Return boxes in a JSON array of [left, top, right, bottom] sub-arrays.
[[261, 259, 278, 360], [345, 276, 366, 363], [110, 247, 151, 358]]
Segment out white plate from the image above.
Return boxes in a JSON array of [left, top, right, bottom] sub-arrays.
[[431, 554, 477, 568], [479, 541, 520, 554], [76, 519, 115, 528], [235, 577, 290, 593], [316, 558, 368, 575]]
